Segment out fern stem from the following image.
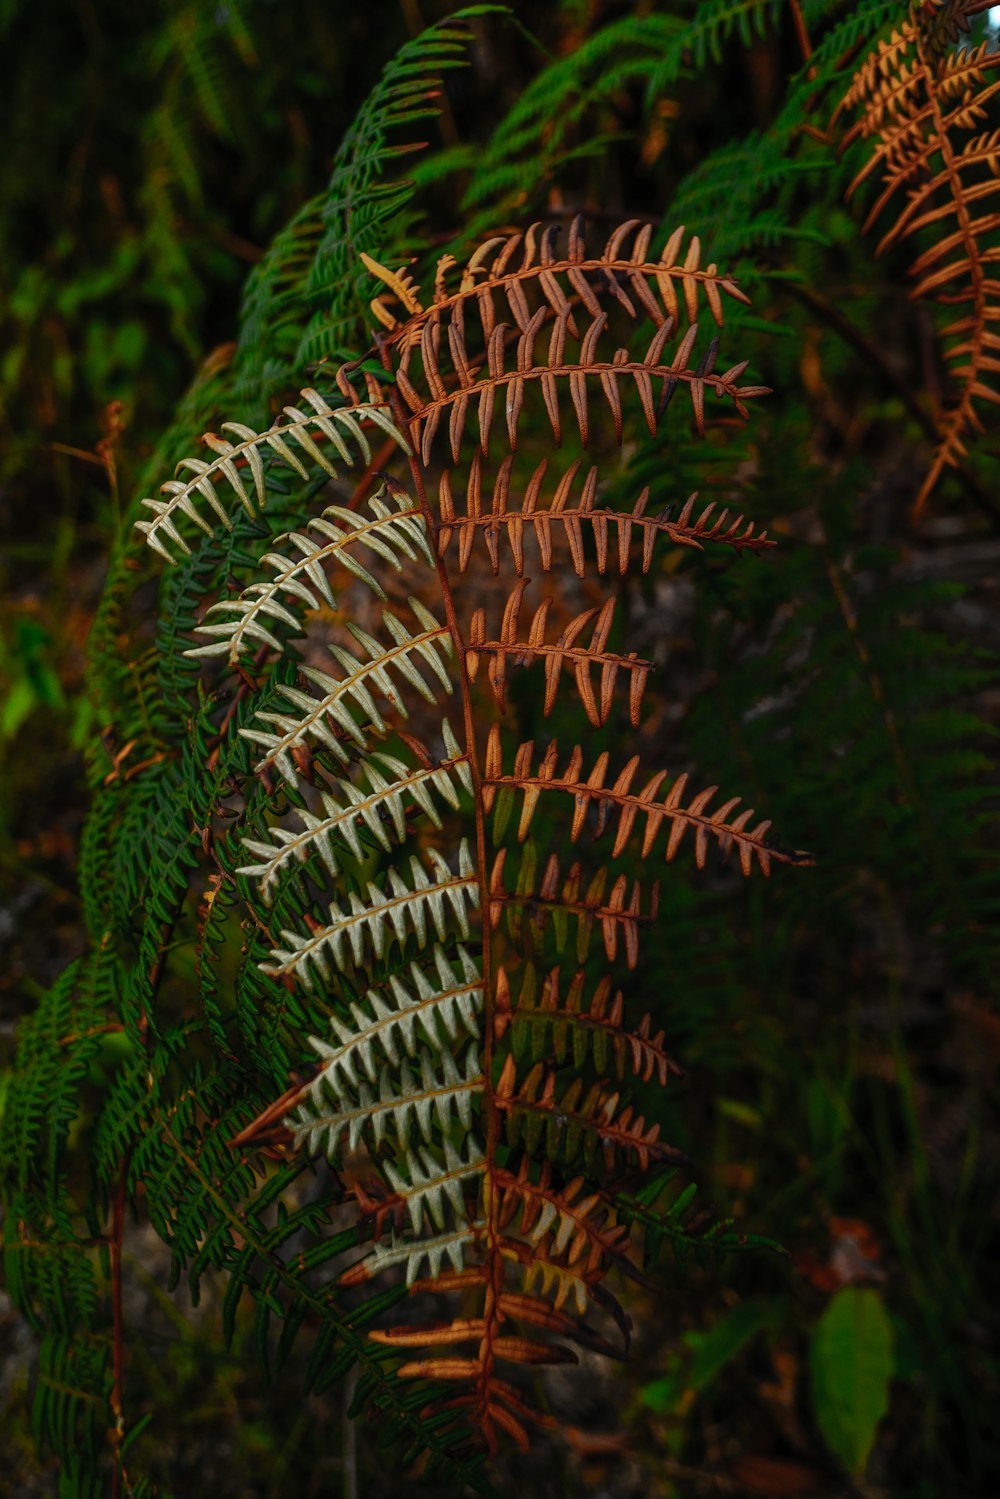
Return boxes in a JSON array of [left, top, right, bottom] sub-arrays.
[[788, 0, 815, 73]]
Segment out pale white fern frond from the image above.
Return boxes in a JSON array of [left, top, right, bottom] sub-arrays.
[[135, 389, 409, 561], [261, 840, 479, 987], [239, 598, 455, 785], [307, 943, 483, 1089], [359, 1224, 483, 1287], [383, 1137, 485, 1234], [236, 723, 471, 900], [186, 482, 433, 662], [290, 1043, 482, 1152]]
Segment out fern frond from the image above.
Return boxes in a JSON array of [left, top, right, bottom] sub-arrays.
[[290, 1043, 482, 1154], [482, 729, 813, 874], [641, 0, 784, 104], [135, 390, 408, 560], [489, 844, 657, 969], [188, 481, 433, 661], [83, 211, 807, 1469], [494, 963, 682, 1085], [239, 599, 455, 784], [836, 6, 1000, 516], [348, 219, 762, 466], [262, 841, 479, 987], [497, 1056, 684, 1172], [459, 15, 685, 242], [306, 944, 483, 1088], [342, 1223, 484, 1288], [467, 585, 652, 726], [295, 8, 507, 368], [436, 453, 773, 576], [237, 728, 471, 899], [383, 1137, 486, 1234], [497, 1159, 632, 1276]]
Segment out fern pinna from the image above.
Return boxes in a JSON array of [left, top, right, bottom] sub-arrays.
[[125, 216, 811, 1469]]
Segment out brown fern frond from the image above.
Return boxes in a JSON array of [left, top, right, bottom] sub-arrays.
[[496, 1056, 686, 1172], [493, 964, 683, 1086], [488, 847, 657, 968], [175, 214, 811, 1459], [337, 217, 767, 476], [466, 584, 651, 725], [370, 1289, 620, 1361], [922, 1, 995, 55], [481, 728, 812, 874], [496, 1159, 633, 1275], [836, 5, 1000, 518], [365, 217, 748, 336], [436, 453, 772, 576]]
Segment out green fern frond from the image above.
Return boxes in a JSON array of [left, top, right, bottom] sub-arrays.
[[459, 15, 684, 239], [296, 7, 509, 369], [641, 0, 784, 105]]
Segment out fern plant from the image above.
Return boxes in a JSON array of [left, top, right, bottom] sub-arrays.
[[111, 213, 809, 1473], [5, 3, 998, 1494]]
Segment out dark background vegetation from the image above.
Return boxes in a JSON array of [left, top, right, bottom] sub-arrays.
[[1, 1, 998, 1495]]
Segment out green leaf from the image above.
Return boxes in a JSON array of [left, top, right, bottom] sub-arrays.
[[811, 1288, 895, 1475]]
